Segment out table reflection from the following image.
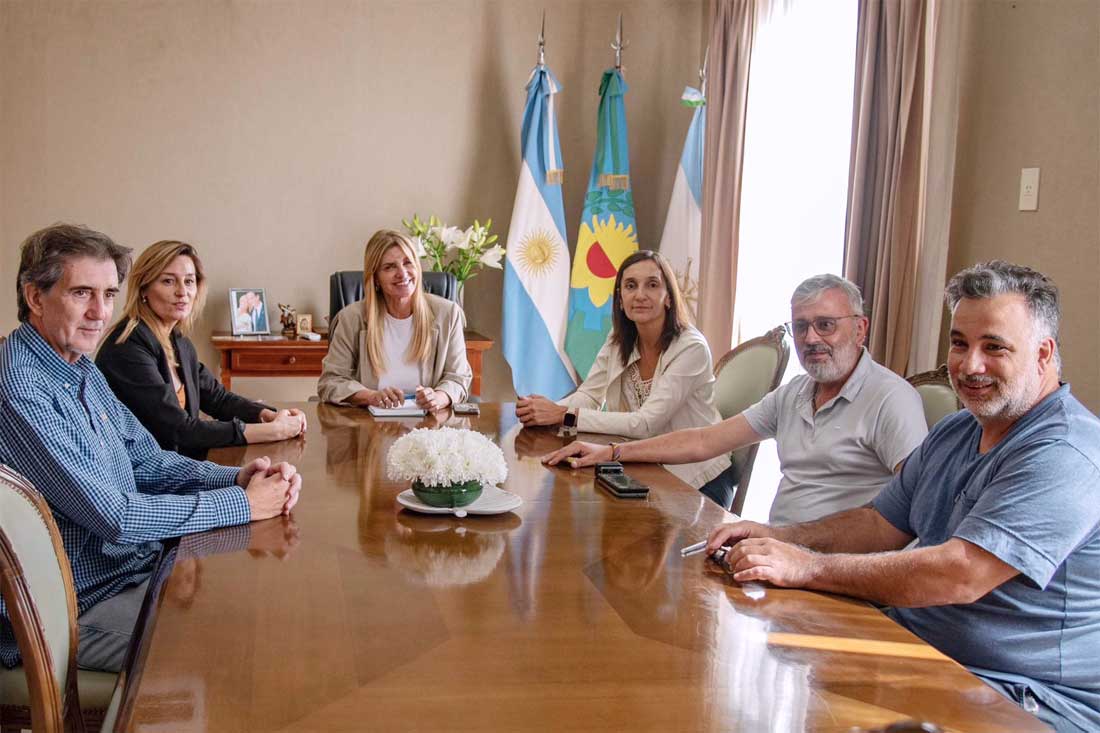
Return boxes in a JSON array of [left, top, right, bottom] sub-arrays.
[[386, 512, 522, 587]]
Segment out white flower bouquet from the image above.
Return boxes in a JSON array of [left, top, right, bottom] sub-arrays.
[[402, 213, 504, 285], [386, 427, 507, 507]]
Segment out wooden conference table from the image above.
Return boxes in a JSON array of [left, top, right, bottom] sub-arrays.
[[114, 403, 1048, 732]]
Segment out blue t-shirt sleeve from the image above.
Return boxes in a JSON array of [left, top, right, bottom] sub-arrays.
[[872, 437, 924, 536], [954, 438, 1100, 589]]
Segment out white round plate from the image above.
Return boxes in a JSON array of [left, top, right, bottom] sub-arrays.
[[396, 485, 523, 516]]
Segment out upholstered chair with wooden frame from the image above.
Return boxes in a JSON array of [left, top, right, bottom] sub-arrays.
[[906, 364, 961, 429], [0, 466, 120, 733], [711, 326, 790, 515]]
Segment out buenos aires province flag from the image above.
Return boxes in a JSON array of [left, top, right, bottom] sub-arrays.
[[564, 68, 638, 381], [503, 64, 578, 399], [658, 86, 705, 320]]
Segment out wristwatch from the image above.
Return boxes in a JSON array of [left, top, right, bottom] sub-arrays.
[[560, 408, 578, 437]]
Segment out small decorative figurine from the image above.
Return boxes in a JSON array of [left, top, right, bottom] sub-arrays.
[[278, 303, 297, 339]]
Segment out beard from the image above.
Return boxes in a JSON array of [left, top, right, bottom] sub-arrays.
[[800, 339, 861, 383], [951, 370, 1038, 422]]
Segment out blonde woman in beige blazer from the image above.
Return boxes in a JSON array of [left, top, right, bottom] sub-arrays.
[[517, 251, 733, 505], [318, 230, 472, 409]]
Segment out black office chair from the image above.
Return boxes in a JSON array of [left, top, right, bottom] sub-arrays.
[[328, 270, 458, 329]]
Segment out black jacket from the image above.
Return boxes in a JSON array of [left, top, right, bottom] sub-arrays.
[[96, 320, 267, 459]]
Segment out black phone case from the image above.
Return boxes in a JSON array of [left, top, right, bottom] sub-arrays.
[[596, 472, 649, 499]]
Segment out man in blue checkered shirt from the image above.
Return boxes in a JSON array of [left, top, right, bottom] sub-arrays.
[[0, 224, 303, 673]]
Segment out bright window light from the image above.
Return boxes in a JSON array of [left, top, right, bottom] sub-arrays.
[[733, 0, 857, 521]]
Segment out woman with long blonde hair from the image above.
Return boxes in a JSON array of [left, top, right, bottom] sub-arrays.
[[318, 229, 471, 410], [96, 240, 306, 459]]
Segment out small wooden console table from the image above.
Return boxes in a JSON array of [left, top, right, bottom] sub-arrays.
[[211, 330, 494, 397]]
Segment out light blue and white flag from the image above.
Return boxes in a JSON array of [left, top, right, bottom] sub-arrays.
[[658, 86, 706, 320], [503, 64, 578, 399]]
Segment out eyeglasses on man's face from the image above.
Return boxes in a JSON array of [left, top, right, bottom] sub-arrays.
[[784, 315, 861, 338]]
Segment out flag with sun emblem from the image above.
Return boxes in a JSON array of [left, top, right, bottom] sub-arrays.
[[502, 63, 578, 399], [564, 68, 638, 380], [658, 86, 705, 320]]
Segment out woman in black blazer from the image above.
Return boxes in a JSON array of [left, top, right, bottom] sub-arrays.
[[97, 240, 306, 460]]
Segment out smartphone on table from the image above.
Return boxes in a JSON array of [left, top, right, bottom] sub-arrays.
[[594, 461, 650, 499]]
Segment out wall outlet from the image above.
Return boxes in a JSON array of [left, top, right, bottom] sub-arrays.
[[1019, 167, 1040, 211]]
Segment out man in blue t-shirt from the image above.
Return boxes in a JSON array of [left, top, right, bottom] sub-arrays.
[[705, 261, 1100, 732]]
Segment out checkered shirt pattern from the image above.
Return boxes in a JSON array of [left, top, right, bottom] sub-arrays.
[[0, 323, 250, 668]]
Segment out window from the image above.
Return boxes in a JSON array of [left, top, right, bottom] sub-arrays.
[[733, 0, 857, 520]]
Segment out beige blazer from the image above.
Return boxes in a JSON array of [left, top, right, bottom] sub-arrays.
[[318, 293, 472, 406], [559, 325, 730, 490]]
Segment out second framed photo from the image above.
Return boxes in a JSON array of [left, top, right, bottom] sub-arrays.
[[296, 313, 313, 335], [229, 288, 270, 335]]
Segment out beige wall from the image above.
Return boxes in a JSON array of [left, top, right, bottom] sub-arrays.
[[1, 0, 705, 402], [946, 0, 1100, 413]]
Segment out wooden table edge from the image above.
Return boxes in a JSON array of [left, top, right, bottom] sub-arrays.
[[110, 540, 180, 732]]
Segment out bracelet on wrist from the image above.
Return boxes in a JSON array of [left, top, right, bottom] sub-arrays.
[[609, 442, 622, 462]]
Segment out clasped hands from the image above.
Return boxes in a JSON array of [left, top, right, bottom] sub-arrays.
[[259, 407, 308, 439], [238, 456, 303, 521], [516, 394, 567, 427]]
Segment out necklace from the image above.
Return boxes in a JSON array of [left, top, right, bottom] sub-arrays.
[[628, 362, 653, 405]]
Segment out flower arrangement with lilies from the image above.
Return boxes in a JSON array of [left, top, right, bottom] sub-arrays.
[[402, 213, 505, 284], [386, 427, 508, 488]]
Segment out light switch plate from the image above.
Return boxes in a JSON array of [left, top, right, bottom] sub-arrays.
[[1019, 167, 1040, 211]]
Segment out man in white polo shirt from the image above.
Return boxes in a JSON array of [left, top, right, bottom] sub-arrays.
[[543, 274, 928, 523]]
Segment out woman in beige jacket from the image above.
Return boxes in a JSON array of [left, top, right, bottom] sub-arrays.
[[318, 230, 472, 410], [516, 250, 734, 505]]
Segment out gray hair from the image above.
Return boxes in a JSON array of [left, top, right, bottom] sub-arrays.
[[945, 261, 1061, 365], [791, 273, 864, 316], [16, 224, 132, 322]]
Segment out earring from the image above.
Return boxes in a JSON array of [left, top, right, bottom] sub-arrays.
[[141, 296, 147, 303]]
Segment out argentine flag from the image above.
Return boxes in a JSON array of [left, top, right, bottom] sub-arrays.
[[658, 86, 705, 321], [503, 64, 578, 399]]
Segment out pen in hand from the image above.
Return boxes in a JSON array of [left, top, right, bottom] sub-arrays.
[[680, 540, 730, 562], [680, 540, 708, 557]]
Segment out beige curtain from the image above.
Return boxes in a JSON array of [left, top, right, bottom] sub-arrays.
[[698, 0, 759, 358], [907, 0, 965, 373], [844, 0, 965, 376], [843, 0, 926, 375]]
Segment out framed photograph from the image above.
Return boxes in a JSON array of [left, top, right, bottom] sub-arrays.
[[296, 313, 313, 335], [229, 288, 270, 336]]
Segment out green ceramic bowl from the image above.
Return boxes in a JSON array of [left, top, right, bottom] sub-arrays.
[[412, 479, 484, 508]]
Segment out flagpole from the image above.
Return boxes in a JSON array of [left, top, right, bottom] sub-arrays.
[[700, 44, 709, 95], [537, 10, 546, 66], [611, 13, 628, 73]]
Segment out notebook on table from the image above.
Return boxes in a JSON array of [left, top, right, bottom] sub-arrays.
[[368, 399, 428, 418]]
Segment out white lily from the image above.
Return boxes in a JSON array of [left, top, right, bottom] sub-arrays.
[[478, 245, 505, 269], [458, 226, 477, 251], [440, 226, 469, 251]]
